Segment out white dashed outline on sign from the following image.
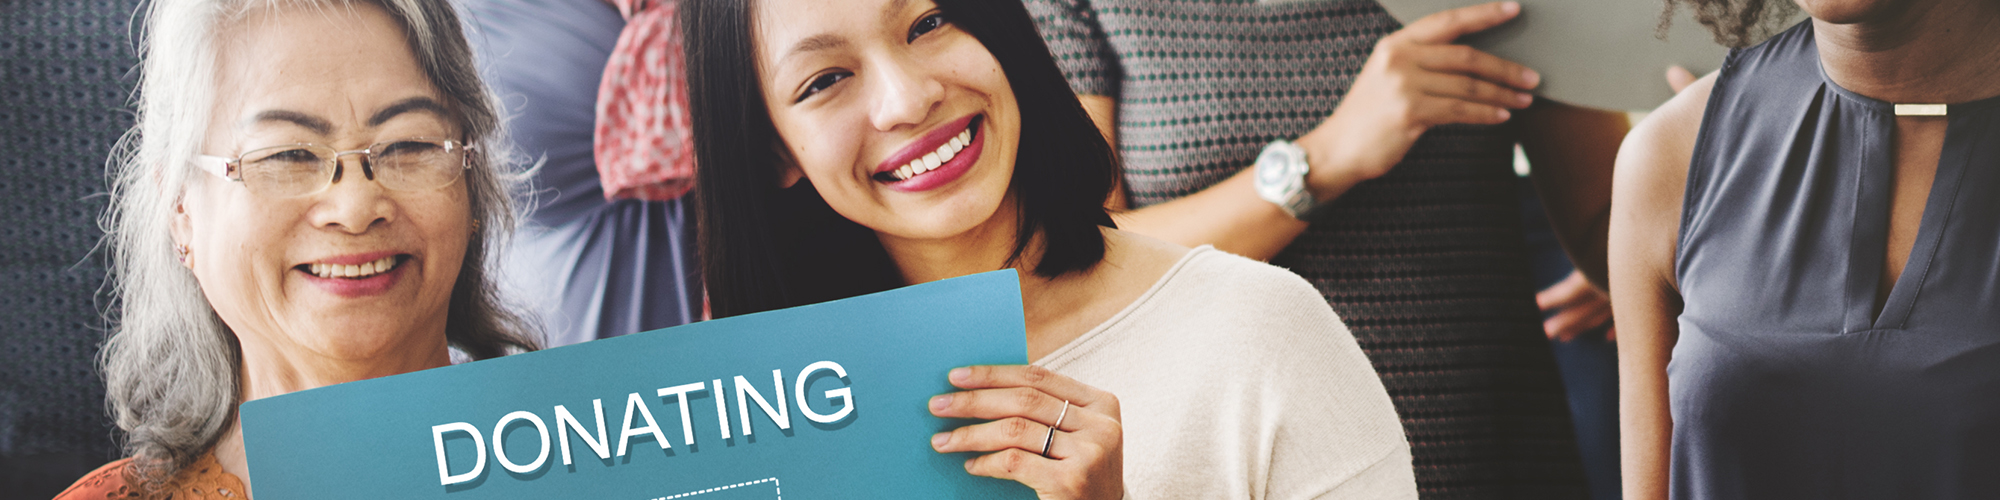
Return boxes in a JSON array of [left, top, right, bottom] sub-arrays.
[[649, 477, 782, 500]]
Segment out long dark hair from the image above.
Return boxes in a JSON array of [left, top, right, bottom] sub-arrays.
[[682, 0, 1119, 318]]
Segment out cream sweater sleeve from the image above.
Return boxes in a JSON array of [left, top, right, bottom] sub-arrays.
[[1040, 247, 1417, 500]]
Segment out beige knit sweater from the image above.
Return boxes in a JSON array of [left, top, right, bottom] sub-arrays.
[[1039, 246, 1416, 500]]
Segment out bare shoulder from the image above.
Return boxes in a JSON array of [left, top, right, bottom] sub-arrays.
[[1622, 73, 1716, 180], [1108, 229, 1332, 317], [1613, 72, 1719, 291], [1103, 229, 1276, 288], [1099, 227, 1189, 280]]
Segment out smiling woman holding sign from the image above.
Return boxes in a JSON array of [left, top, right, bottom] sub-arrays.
[[58, 0, 537, 498], [680, 0, 1414, 498]]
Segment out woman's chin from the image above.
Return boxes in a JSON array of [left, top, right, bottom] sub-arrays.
[[270, 310, 445, 360], [310, 329, 436, 362], [867, 194, 1018, 243]]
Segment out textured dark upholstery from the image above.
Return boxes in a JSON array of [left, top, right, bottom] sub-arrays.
[[0, 0, 143, 496]]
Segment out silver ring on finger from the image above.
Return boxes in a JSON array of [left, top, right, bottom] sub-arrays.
[[1041, 400, 1069, 458], [1052, 400, 1069, 430], [1041, 424, 1056, 458]]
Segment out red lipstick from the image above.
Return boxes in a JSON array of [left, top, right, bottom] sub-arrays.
[[874, 115, 983, 193]]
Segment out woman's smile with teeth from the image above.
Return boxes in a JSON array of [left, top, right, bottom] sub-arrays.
[[307, 255, 401, 279], [886, 123, 975, 182]]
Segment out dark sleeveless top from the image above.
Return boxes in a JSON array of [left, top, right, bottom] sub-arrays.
[[1673, 21, 2000, 499]]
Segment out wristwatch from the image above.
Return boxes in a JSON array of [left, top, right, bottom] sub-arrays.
[[1252, 138, 1317, 220]]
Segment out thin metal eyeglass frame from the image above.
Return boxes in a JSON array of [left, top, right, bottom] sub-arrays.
[[190, 138, 476, 195]]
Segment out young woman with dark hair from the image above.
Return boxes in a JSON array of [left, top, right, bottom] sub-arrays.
[[687, 0, 1117, 317], [681, 0, 1416, 497]]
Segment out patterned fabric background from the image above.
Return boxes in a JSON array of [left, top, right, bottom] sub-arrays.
[[0, 0, 142, 496]]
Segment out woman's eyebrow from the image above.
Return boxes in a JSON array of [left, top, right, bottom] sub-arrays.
[[777, 0, 918, 65], [882, 0, 913, 23], [782, 33, 848, 64], [248, 109, 333, 135], [243, 98, 447, 136], [368, 97, 450, 127]]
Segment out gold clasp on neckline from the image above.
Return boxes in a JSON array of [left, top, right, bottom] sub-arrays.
[[1894, 104, 1948, 116]]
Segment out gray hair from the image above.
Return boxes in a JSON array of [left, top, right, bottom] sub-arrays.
[[101, 0, 539, 492]]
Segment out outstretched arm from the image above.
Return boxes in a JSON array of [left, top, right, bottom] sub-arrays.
[[1082, 2, 1543, 261]]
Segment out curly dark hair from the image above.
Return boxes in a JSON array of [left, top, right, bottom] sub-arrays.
[[1662, 0, 1803, 48]]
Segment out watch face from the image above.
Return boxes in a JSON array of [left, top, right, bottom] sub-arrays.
[[1256, 149, 1290, 184], [1254, 146, 1304, 203], [1252, 140, 1313, 219]]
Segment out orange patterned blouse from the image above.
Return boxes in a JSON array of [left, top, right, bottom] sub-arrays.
[[55, 453, 248, 499]]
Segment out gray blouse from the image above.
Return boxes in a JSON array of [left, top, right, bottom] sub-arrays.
[[1672, 21, 2000, 499]]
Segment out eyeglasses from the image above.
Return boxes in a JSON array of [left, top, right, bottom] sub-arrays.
[[192, 138, 475, 198]]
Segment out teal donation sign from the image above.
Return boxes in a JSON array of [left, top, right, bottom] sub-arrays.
[[241, 271, 1035, 499]]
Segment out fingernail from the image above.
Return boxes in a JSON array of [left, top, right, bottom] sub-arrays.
[[1502, 1, 1520, 14], [1523, 69, 1541, 88], [930, 394, 952, 411], [931, 432, 950, 449], [1496, 109, 1512, 121], [1517, 92, 1535, 106], [949, 367, 970, 383]]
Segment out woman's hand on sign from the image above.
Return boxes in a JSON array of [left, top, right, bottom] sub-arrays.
[[929, 365, 1124, 500], [1297, 1, 1540, 199]]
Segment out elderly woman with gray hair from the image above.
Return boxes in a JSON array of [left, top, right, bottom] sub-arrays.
[[57, 0, 536, 498]]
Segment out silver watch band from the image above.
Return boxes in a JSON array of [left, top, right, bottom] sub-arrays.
[[1278, 187, 1315, 219]]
